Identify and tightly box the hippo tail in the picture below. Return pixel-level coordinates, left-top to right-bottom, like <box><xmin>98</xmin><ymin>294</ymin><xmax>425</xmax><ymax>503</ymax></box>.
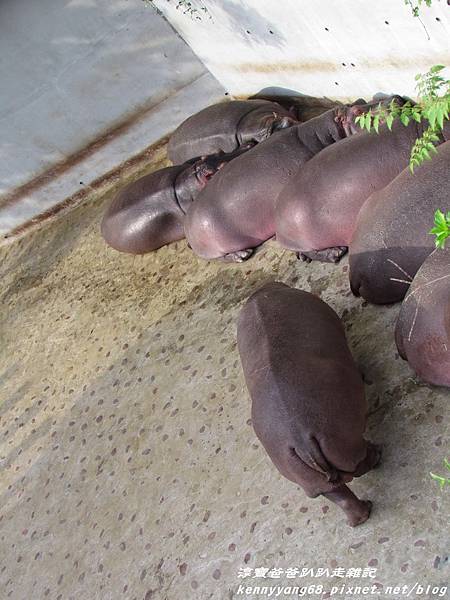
<box><xmin>294</xmin><ymin>437</ymin><xmax>340</xmax><ymax>483</ymax></box>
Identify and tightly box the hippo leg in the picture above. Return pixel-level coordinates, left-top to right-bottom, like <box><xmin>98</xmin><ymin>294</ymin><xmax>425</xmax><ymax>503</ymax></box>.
<box><xmin>220</xmin><ymin>249</ymin><xmax>254</xmax><ymax>263</ymax></box>
<box><xmin>352</xmin><ymin>442</ymin><xmax>382</xmax><ymax>477</ymax></box>
<box><xmin>322</xmin><ymin>485</ymin><xmax>372</xmax><ymax>527</ymax></box>
<box><xmin>298</xmin><ymin>246</ymin><xmax>348</xmax><ymax>264</ymax></box>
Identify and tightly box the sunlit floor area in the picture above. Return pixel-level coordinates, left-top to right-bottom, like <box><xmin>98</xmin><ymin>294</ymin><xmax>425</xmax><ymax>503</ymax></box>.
<box><xmin>0</xmin><ymin>149</ymin><xmax>448</xmax><ymax>599</ymax></box>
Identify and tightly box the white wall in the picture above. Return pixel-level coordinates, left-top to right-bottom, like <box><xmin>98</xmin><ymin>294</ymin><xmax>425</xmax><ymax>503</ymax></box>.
<box><xmin>153</xmin><ymin>0</ymin><xmax>450</xmax><ymax>100</ymax></box>
<box><xmin>0</xmin><ymin>0</ymin><xmax>225</xmax><ymax>234</ymax></box>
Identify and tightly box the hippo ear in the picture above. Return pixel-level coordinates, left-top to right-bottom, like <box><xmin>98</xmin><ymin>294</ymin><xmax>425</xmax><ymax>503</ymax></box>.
<box><xmin>272</xmin><ymin>115</ymin><xmax>298</xmax><ymax>133</ymax></box>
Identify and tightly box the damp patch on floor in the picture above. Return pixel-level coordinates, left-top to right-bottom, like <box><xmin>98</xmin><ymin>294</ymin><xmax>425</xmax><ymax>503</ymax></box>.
<box><xmin>0</xmin><ymin>153</ymin><xmax>448</xmax><ymax>600</ymax></box>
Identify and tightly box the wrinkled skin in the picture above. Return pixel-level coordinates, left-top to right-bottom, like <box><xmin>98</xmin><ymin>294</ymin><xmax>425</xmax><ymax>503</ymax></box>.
<box><xmin>275</xmin><ymin>96</ymin><xmax>414</xmax><ymax>263</ymax></box>
<box><xmin>168</xmin><ymin>99</ymin><xmax>297</xmax><ymax>164</ymax></box>
<box><xmin>101</xmin><ymin>146</ymin><xmax>251</xmax><ymax>254</ymax></box>
<box><xmin>237</xmin><ymin>282</ymin><xmax>381</xmax><ymax>526</ymax></box>
<box><xmin>395</xmin><ymin>247</ymin><xmax>450</xmax><ymax>387</ymax></box>
<box><xmin>184</xmin><ymin>103</ymin><xmax>369</xmax><ymax>262</ymax></box>
<box><xmin>349</xmin><ymin>136</ymin><xmax>450</xmax><ymax>304</ymax></box>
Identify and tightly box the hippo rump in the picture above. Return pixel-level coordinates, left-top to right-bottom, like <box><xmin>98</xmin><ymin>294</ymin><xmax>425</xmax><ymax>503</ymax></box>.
<box><xmin>183</xmin><ymin>103</ymin><xmax>370</xmax><ymax>262</ymax></box>
<box><xmin>395</xmin><ymin>247</ymin><xmax>450</xmax><ymax>387</ymax></box>
<box><xmin>349</xmin><ymin>136</ymin><xmax>450</xmax><ymax>304</ymax></box>
<box><xmin>237</xmin><ymin>282</ymin><xmax>381</xmax><ymax>526</ymax></box>
<box><xmin>167</xmin><ymin>99</ymin><xmax>297</xmax><ymax>164</ymax></box>
<box><xmin>274</xmin><ymin>97</ymin><xmax>422</xmax><ymax>263</ymax></box>
<box><xmin>101</xmin><ymin>146</ymin><xmax>251</xmax><ymax>254</ymax></box>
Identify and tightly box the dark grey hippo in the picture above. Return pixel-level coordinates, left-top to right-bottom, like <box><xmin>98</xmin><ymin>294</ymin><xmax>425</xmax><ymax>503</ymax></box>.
<box><xmin>168</xmin><ymin>99</ymin><xmax>297</xmax><ymax>164</ymax></box>
<box><xmin>395</xmin><ymin>246</ymin><xmax>450</xmax><ymax>388</ymax></box>
<box><xmin>183</xmin><ymin>102</ymin><xmax>370</xmax><ymax>262</ymax></box>
<box><xmin>101</xmin><ymin>146</ymin><xmax>251</xmax><ymax>254</ymax></box>
<box><xmin>275</xmin><ymin>96</ymin><xmax>416</xmax><ymax>263</ymax></box>
<box><xmin>349</xmin><ymin>135</ymin><xmax>450</xmax><ymax>304</ymax></box>
<box><xmin>237</xmin><ymin>282</ymin><xmax>381</xmax><ymax>526</ymax></box>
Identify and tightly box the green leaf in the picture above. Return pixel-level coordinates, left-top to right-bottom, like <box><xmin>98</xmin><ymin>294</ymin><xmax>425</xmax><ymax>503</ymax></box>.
<box><xmin>430</xmin><ymin>473</ymin><xmax>447</xmax><ymax>488</ymax></box>
<box><xmin>437</xmin><ymin>106</ymin><xmax>445</xmax><ymax>130</ymax></box>
<box><xmin>430</xmin><ymin>65</ymin><xmax>445</xmax><ymax>73</ymax></box>
<box><xmin>386</xmin><ymin>113</ymin><xmax>394</xmax><ymax>131</ymax></box>
<box><xmin>373</xmin><ymin>114</ymin><xmax>380</xmax><ymax>133</ymax></box>
<box><xmin>428</xmin><ymin>107</ymin><xmax>437</xmax><ymax>129</ymax></box>
<box><xmin>434</xmin><ymin>209</ymin><xmax>447</xmax><ymax>227</ymax></box>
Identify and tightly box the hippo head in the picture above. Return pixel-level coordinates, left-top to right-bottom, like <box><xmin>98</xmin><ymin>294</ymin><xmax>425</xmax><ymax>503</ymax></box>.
<box><xmin>238</xmin><ymin>109</ymin><xmax>298</xmax><ymax>146</ymax></box>
<box><xmin>334</xmin><ymin>95</ymin><xmax>408</xmax><ymax>137</ymax></box>
<box><xmin>174</xmin><ymin>155</ymin><xmax>224</xmax><ymax>212</ymax></box>
<box><xmin>174</xmin><ymin>144</ymin><xmax>255</xmax><ymax>212</ymax></box>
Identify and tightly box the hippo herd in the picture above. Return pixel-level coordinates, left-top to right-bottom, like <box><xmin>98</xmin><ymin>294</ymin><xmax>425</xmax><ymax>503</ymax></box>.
<box><xmin>101</xmin><ymin>96</ymin><xmax>450</xmax><ymax>525</ymax></box>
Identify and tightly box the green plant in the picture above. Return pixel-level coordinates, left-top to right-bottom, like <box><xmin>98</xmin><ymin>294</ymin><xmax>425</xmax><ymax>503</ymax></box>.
<box><xmin>356</xmin><ymin>65</ymin><xmax>450</xmax><ymax>173</ymax></box>
<box><xmin>356</xmin><ymin>65</ymin><xmax>450</xmax><ymax>248</ymax></box>
<box><xmin>430</xmin><ymin>458</ymin><xmax>450</xmax><ymax>488</ymax></box>
<box><xmin>405</xmin><ymin>0</ymin><xmax>434</xmax><ymax>17</ymax></box>
<box><xmin>429</xmin><ymin>210</ymin><xmax>450</xmax><ymax>248</ymax></box>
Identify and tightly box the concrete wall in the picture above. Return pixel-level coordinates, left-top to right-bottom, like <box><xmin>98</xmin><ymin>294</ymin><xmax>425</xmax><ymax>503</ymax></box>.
<box><xmin>0</xmin><ymin>0</ymin><xmax>225</xmax><ymax>235</ymax></box>
<box><xmin>153</xmin><ymin>0</ymin><xmax>450</xmax><ymax>100</ymax></box>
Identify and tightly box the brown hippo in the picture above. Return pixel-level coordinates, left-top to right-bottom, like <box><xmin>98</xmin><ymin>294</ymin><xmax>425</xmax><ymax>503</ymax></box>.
<box><xmin>183</xmin><ymin>102</ymin><xmax>370</xmax><ymax>263</ymax></box>
<box><xmin>395</xmin><ymin>246</ymin><xmax>450</xmax><ymax>387</ymax></box>
<box><xmin>349</xmin><ymin>136</ymin><xmax>450</xmax><ymax>304</ymax></box>
<box><xmin>274</xmin><ymin>98</ymin><xmax>427</xmax><ymax>264</ymax></box>
<box><xmin>101</xmin><ymin>146</ymin><xmax>251</xmax><ymax>254</ymax></box>
<box><xmin>237</xmin><ymin>282</ymin><xmax>381</xmax><ymax>526</ymax></box>
<box><xmin>168</xmin><ymin>99</ymin><xmax>297</xmax><ymax>164</ymax></box>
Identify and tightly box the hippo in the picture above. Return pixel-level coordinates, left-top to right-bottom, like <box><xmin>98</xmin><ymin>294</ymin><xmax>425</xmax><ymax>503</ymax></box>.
<box><xmin>275</xmin><ymin>97</ymin><xmax>422</xmax><ymax>263</ymax></box>
<box><xmin>183</xmin><ymin>102</ymin><xmax>370</xmax><ymax>263</ymax></box>
<box><xmin>237</xmin><ymin>282</ymin><xmax>381</xmax><ymax>526</ymax></box>
<box><xmin>249</xmin><ymin>88</ymin><xmax>344</xmax><ymax>122</ymax></box>
<box><xmin>168</xmin><ymin>99</ymin><xmax>297</xmax><ymax>164</ymax></box>
<box><xmin>349</xmin><ymin>136</ymin><xmax>450</xmax><ymax>304</ymax></box>
<box><xmin>395</xmin><ymin>247</ymin><xmax>450</xmax><ymax>387</ymax></box>
<box><xmin>101</xmin><ymin>146</ymin><xmax>251</xmax><ymax>254</ymax></box>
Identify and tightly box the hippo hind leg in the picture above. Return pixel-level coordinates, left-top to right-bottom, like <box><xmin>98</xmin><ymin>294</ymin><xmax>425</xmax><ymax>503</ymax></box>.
<box><xmin>220</xmin><ymin>248</ymin><xmax>254</xmax><ymax>263</ymax></box>
<box><xmin>352</xmin><ymin>442</ymin><xmax>382</xmax><ymax>477</ymax></box>
<box><xmin>298</xmin><ymin>246</ymin><xmax>348</xmax><ymax>264</ymax></box>
<box><xmin>323</xmin><ymin>485</ymin><xmax>372</xmax><ymax>527</ymax></box>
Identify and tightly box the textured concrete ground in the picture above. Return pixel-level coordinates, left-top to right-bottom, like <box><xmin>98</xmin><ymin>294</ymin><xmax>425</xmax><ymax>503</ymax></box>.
<box><xmin>0</xmin><ymin>149</ymin><xmax>448</xmax><ymax>600</ymax></box>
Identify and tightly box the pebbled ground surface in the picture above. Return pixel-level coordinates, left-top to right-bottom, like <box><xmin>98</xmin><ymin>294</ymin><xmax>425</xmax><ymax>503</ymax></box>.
<box><xmin>0</xmin><ymin>149</ymin><xmax>448</xmax><ymax>600</ymax></box>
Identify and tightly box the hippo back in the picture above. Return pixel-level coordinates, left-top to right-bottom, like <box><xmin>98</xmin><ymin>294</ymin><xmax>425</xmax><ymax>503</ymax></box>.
<box><xmin>349</xmin><ymin>139</ymin><xmax>450</xmax><ymax>304</ymax></box>
<box><xmin>237</xmin><ymin>282</ymin><xmax>367</xmax><ymax>474</ymax></box>
<box><xmin>167</xmin><ymin>99</ymin><xmax>290</xmax><ymax>164</ymax></box>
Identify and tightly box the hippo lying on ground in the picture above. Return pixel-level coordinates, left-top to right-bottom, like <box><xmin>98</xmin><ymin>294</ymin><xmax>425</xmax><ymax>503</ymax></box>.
<box><xmin>101</xmin><ymin>146</ymin><xmax>251</xmax><ymax>254</ymax></box>
<box><xmin>184</xmin><ymin>102</ymin><xmax>369</xmax><ymax>262</ymax></box>
<box><xmin>349</xmin><ymin>137</ymin><xmax>450</xmax><ymax>304</ymax></box>
<box><xmin>249</xmin><ymin>89</ymin><xmax>343</xmax><ymax>122</ymax></box>
<box><xmin>168</xmin><ymin>99</ymin><xmax>297</xmax><ymax>164</ymax></box>
<box><xmin>395</xmin><ymin>247</ymin><xmax>450</xmax><ymax>387</ymax></box>
<box><xmin>275</xmin><ymin>97</ymin><xmax>422</xmax><ymax>263</ymax></box>
<box><xmin>237</xmin><ymin>282</ymin><xmax>381</xmax><ymax>526</ymax></box>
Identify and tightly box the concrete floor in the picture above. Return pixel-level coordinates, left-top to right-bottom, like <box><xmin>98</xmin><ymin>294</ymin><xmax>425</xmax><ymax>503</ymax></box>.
<box><xmin>0</xmin><ymin>148</ymin><xmax>448</xmax><ymax>600</ymax></box>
